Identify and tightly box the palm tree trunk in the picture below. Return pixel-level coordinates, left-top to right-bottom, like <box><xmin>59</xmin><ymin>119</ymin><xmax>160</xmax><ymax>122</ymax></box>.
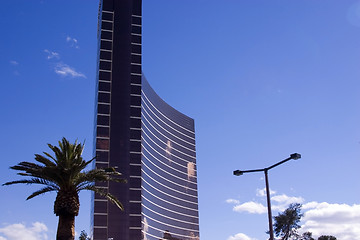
<box><xmin>57</xmin><ymin>214</ymin><xmax>75</xmax><ymax>240</ymax></box>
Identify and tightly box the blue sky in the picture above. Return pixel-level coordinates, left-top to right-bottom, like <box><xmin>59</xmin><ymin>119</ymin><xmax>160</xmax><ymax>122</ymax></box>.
<box><xmin>1</xmin><ymin>1</ymin><xmax>360</xmax><ymax>240</ymax></box>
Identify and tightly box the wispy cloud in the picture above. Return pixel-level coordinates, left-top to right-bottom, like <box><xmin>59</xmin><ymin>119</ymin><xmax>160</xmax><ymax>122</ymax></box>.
<box><xmin>226</xmin><ymin>199</ymin><xmax>240</xmax><ymax>205</ymax></box>
<box><xmin>0</xmin><ymin>222</ymin><xmax>48</xmax><ymax>240</ymax></box>
<box><xmin>43</xmin><ymin>49</ymin><xmax>86</xmax><ymax>79</ymax></box>
<box><xmin>10</xmin><ymin>60</ymin><xmax>19</xmax><ymax>66</ymax></box>
<box><xmin>66</xmin><ymin>36</ymin><xmax>79</xmax><ymax>49</ymax></box>
<box><xmin>55</xmin><ymin>63</ymin><xmax>86</xmax><ymax>78</ymax></box>
<box><xmin>227</xmin><ymin>233</ymin><xmax>257</xmax><ymax>240</ymax></box>
<box><xmin>44</xmin><ymin>49</ymin><xmax>60</xmax><ymax>60</ymax></box>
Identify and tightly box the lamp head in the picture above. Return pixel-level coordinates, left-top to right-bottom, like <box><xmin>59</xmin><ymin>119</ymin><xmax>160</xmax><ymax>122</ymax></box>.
<box><xmin>233</xmin><ymin>170</ymin><xmax>243</xmax><ymax>176</ymax></box>
<box><xmin>290</xmin><ymin>153</ymin><xmax>301</xmax><ymax>160</ymax></box>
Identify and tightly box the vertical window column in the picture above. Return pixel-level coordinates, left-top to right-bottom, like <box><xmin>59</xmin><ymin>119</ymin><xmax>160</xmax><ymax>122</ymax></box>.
<box><xmin>129</xmin><ymin>13</ymin><xmax>142</xmax><ymax>235</ymax></box>
<box><xmin>94</xmin><ymin>10</ymin><xmax>114</xmax><ymax>238</ymax></box>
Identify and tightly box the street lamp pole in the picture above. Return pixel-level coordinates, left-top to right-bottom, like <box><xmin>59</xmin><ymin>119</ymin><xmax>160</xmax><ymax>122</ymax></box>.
<box><xmin>233</xmin><ymin>153</ymin><xmax>301</xmax><ymax>240</ymax></box>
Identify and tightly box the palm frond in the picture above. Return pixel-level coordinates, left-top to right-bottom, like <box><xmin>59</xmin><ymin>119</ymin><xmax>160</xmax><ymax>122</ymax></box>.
<box><xmin>4</xmin><ymin>137</ymin><xmax>125</xmax><ymax>212</ymax></box>
<box><xmin>35</xmin><ymin>153</ymin><xmax>56</xmax><ymax>166</ymax></box>
<box><xmin>26</xmin><ymin>186</ymin><xmax>58</xmax><ymax>200</ymax></box>
<box><xmin>84</xmin><ymin>185</ymin><xmax>124</xmax><ymax>211</ymax></box>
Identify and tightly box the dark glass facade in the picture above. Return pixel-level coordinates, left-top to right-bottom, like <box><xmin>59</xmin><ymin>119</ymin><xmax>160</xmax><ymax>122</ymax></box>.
<box><xmin>92</xmin><ymin>1</ymin><xmax>199</xmax><ymax>240</ymax></box>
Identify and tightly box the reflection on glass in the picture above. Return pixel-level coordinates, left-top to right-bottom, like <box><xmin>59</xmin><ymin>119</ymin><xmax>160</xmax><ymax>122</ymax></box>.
<box><xmin>159</xmin><ymin>230</ymin><xmax>182</xmax><ymax>240</ymax></box>
<box><xmin>165</xmin><ymin>140</ymin><xmax>172</xmax><ymax>160</ymax></box>
<box><xmin>187</xmin><ymin>162</ymin><xmax>195</xmax><ymax>180</ymax></box>
<box><xmin>143</xmin><ymin>217</ymin><xmax>149</xmax><ymax>240</ymax></box>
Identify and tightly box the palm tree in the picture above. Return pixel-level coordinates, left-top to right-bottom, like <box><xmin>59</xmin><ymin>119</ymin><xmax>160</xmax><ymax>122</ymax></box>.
<box><xmin>3</xmin><ymin>137</ymin><xmax>126</xmax><ymax>240</ymax></box>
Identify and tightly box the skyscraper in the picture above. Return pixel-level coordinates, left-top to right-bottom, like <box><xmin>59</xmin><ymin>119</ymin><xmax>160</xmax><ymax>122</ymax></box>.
<box><xmin>92</xmin><ymin>1</ymin><xmax>199</xmax><ymax>240</ymax></box>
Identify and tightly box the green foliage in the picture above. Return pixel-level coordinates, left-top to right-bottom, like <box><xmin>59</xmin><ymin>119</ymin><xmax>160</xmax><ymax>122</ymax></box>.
<box><xmin>318</xmin><ymin>236</ymin><xmax>337</xmax><ymax>240</ymax></box>
<box><xmin>79</xmin><ymin>230</ymin><xmax>90</xmax><ymax>240</ymax></box>
<box><xmin>301</xmin><ymin>232</ymin><xmax>315</xmax><ymax>240</ymax></box>
<box><xmin>3</xmin><ymin>137</ymin><xmax>126</xmax><ymax>210</ymax></box>
<box><xmin>273</xmin><ymin>203</ymin><xmax>303</xmax><ymax>240</ymax></box>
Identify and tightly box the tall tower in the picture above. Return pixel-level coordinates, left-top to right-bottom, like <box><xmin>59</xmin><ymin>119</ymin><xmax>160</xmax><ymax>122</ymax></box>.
<box><xmin>92</xmin><ymin>1</ymin><xmax>199</xmax><ymax>240</ymax></box>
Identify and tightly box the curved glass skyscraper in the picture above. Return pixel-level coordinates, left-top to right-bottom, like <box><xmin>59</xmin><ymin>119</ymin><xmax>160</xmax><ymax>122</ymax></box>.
<box><xmin>92</xmin><ymin>1</ymin><xmax>199</xmax><ymax>240</ymax></box>
<box><xmin>141</xmin><ymin>77</ymin><xmax>199</xmax><ymax>240</ymax></box>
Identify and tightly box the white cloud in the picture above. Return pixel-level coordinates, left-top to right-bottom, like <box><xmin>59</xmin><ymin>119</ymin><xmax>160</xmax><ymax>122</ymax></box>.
<box><xmin>271</xmin><ymin>194</ymin><xmax>305</xmax><ymax>212</ymax></box>
<box><xmin>227</xmin><ymin>193</ymin><xmax>303</xmax><ymax>214</ymax></box>
<box><xmin>233</xmin><ymin>201</ymin><xmax>267</xmax><ymax>214</ymax></box>
<box><xmin>66</xmin><ymin>36</ymin><xmax>79</xmax><ymax>48</ymax></box>
<box><xmin>227</xmin><ymin>191</ymin><xmax>360</xmax><ymax>240</ymax></box>
<box><xmin>301</xmin><ymin>202</ymin><xmax>360</xmax><ymax>240</ymax></box>
<box><xmin>0</xmin><ymin>222</ymin><xmax>48</xmax><ymax>240</ymax></box>
<box><xmin>227</xmin><ymin>232</ymin><xmax>257</xmax><ymax>240</ymax></box>
<box><xmin>44</xmin><ymin>49</ymin><xmax>60</xmax><ymax>60</ymax></box>
<box><xmin>55</xmin><ymin>63</ymin><xmax>86</xmax><ymax>78</ymax></box>
<box><xmin>256</xmin><ymin>188</ymin><xmax>276</xmax><ymax>197</ymax></box>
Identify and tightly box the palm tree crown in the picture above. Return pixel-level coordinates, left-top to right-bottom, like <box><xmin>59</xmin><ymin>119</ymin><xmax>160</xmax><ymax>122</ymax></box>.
<box><xmin>3</xmin><ymin>137</ymin><xmax>125</xmax><ymax>240</ymax></box>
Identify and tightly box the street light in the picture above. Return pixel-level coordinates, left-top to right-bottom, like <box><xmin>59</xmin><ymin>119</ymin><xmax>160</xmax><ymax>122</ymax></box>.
<box><xmin>233</xmin><ymin>153</ymin><xmax>301</xmax><ymax>240</ymax></box>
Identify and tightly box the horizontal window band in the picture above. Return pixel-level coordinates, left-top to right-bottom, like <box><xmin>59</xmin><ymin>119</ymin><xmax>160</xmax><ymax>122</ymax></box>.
<box><xmin>141</xmin><ymin>225</ymin><xmax>199</xmax><ymax>240</ymax></box>
<box><xmin>131</xmin><ymin>42</ymin><xmax>142</xmax><ymax>46</ymax></box>
<box><xmin>129</xmin><ymin>214</ymin><xmax>141</xmax><ymax>217</ymax></box>
<box><xmin>130</xmin><ymin>151</ymin><xmax>141</xmax><ymax>154</ymax></box>
<box><xmin>99</xmin><ymin>48</ymin><xmax>112</xmax><ymax>52</ymax></box>
<box><xmin>142</xmin><ymin>128</ymin><xmax>197</xmax><ymax>164</ymax></box>
<box><xmin>132</xmin><ymin>14</ymin><xmax>141</xmax><ymax>18</ymax></box>
<box><xmin>94</xmin><ymin>199</ymin><xmax>107</xmax><ymax>202</ymax></box>
<box><xmin>142</xmin><ymin>166</ymin><xmax>198</xmax><ymax>197</ymax></box>
<box><xmin>131</xmin><ymin>53</ymin><xmax>142</xmax><ymax>56</ymax></box>
<box><xmin>101</xmin><ymin>38</ymin><xmax>112</xmax><ymax>42</ymax></box>
<box><xmin>94</xmin><ymin>213</ymin><xmax>108</xmax><ymax>215</ymax></box>
<box><xmin>96</xmin><ymin>137</ymin><xmax>110</xmax><ymax>140</ymax></box>
<box><xmin>98</xmin><ymin>80</ymin><xmax>111</xmax><ymax>83</ymax></box>
<box><xmin>142</xmin><ymin>109</ymin><xmax>196</xmax><ymax>147</ymax></box>
<box><xmin>142</xmin><ymin>222</ymin><xmax>199</xmax><ymax>239</ymax></box>
<box><xmin>96</xmin><ymin>124</ymin><xmax>110</xmax><ymax>128</ymax></box>
<box><xmin>93</xmin><ymin>226</ymin><xmax>107</xmax><ymax>229</ymax></box>
<box><xmin>129</xmin><ymin>227</ymin><xmax>142</xmax><ymax>230</ymax></box>
<box><xmin>131</xmin><ymin>24</ymin><xmax>142</xmax><ymax>27</ymax></box>
<box><xmin>99</xmin><ymin>69</ymin><xmax>112</xmax><ymax>73</ymax></box>
<box><xmin>97</xmin><ymin>102</ymin><xmax>110</xmax><ymax>106</ymax></box>
<box><xmin>130</xmin><ymin>128</ymin><xmax>141</xmax><ymax>130</ymax></box>
<box><xmin>130</xmin><ymin>188</ymin><xmax>142</xmax><ymax>191</ymax></box>
<box><xmin>130</xmin><ymin>94</ymin><xmax>141</xmax><ymax>97</ymax></box>
<box><xmin>142</xmin><ymin>187</ymin><xmax>198</xmax><ymax>212</ymax></box>
<box><xmin>130</xmin><ymin>105</ymin><xmax>141</xmax><ymax>108</ymax></box>
<box><xmin>129</xmin><ymin>200</ymin><xmax>141</xmax><ymax>203</ymax></box>
<box><xmin>99</xmin><ymin>58</ymin><xmax>112</xmax><ymax>62</ymax></box>
<box><xmin>142</xmin><ymin>176</ymin><xmax>198</xmax><ymax>205</ymax></box>
<box><xmin>101</xmin><ymin>29</ymin><xmax>113</xmax><ymax>33</ymax></box>
<box><xmin>143</xmin><ymin>195</ymin><xmax>198</xmax><ymax>219</ymax></box>
<box><xmin>142</xmin><ymin>213</ymin><xmax>199</xmax><ymax>233</ymax></box>
<box><xmin>131</xmin><ymin>33</ymin><xmax>142</xmax><ymax>36</ymax></box>
<box><xmin>131</xmin><ymin>63</ymin><xmax>141</xmax><ymax>66</ymax></box>
<box><xmin>142</xmin><ymin>92</ymin><xmax>195</xmax><ymax>135</ymax></box>
<box><xmin>130</xmin><ymin>175</ymin><xmax>141</xmax><ymax>178</ymax></box>
<box><xmin>100</xmin><ymin>48</ymin><xmax>112</xmax><ymax>52</ymax></box>
<box><xmin>102</xmin><ymin>19</ymin><xmax>113</xmax><ymax>23</ymax></box>
<box><xmin>130</xmin><ymin>163</ymin><xmax>141</xmax><ymax>166</ymax></box>
<box><xmin>98</xmin><ymin>91</ymin><xmax>110</xmax><ymax>94</ymax></box>
<box><xmin>130</xmin><ymin>84</ymin><xmax>141</xmax><ymax>87</ymax></box>
<box><xmin>142</xmin><ymin>100</ymin><xmax>196</xmax><ymax>142</ymax></box>
<box><xmin>130</xmin><ymin>139</ymin><xmax>141</xmax><ymax>142</ymax></box>
<box><xmin>94</xmin><ymin>161</ymin><xmax>109</xmax><ymax>164</ymax></box>
<box><xmin>97</xmin><ymin>113</ymin><xmax>110</xmax><ymax>116</ymax></box>
<box><xmin>103</xmin><ymin>10</ymin><xmax>114</xmax><ymax>14</ymax></box>
<box><xmin>131</xmin><ymin>73</ymin><xmax>142</xmax><ymax>76</ymax></box>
